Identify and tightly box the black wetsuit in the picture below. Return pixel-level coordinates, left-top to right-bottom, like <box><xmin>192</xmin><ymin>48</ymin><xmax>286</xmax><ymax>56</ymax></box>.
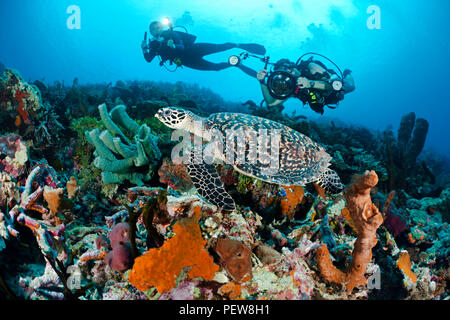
<box><xmin>143</xmin><ymin>30</ymin><xmax>257</xmax><ymax>78</ymax></box>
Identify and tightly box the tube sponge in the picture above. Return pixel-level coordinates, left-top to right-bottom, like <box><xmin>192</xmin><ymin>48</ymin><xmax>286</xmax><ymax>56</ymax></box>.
<box><xmin>86</xmin><ymin>104</ymin><xmax>161</xmax><ymax>185</ymax></box>
<box><xmin>101</xmin><ymin>172</ymin><xmax>147</xmax><ymax>186</ymax></box>
<box><xmin>397</xmin><ymin>112</ymin><xmax>415</xmax><ymax>152</ymax></box>
<box><xmin>86</xmin><ymin>129</ymin><xmax>116</xmax><ymax>161</ymax></box>
<box><xmin>110</xmin><ymin>104</ymin><xmax>140</xmax><ymax>135</ymax></box>
<box><xmin>98</xmin><ymin>103</ymin><xmax>130</xmax><ymax>144</ymax></box>
<box><xmin>406</xmin><ymin>118</ymin><xmax>429</xmax><ymax>164</ymax></box>
<box><xmin>396</xmin><ymin>112</ymin><xmax>429</xmax><ymax>166</ymax></box>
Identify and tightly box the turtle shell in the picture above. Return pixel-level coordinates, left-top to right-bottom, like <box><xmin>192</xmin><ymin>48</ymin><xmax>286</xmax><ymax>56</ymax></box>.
<box><xmin>205</xmin><ymin>113</ymin><xmax>332</xmax><ymax>186</ymax></box>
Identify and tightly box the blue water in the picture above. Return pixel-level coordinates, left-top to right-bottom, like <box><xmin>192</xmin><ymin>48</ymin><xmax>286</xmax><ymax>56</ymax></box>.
<box><xmin>1</xmin><ymin>0</ymin><xmax>449</xmax><ymax>157</ymax></box>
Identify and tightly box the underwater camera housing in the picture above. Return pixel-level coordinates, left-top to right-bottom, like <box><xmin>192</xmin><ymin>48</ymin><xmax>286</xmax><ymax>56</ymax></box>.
<box><xmin>265</xmin><ymin>59</ymin><xmax>299</xmax><ymax>100</ymax></box>
<box><xmin>227</xmin><ymin>52</ymin><xmax>344</xmax><ymax>101</ymax></box>
<box><xmin>266</xmin><ymin>70</ymin><xmax>297</xmax><ymax>100</ymax></box>
<box><xmin>227</xmin><ymin>53</ymin><xmax>298</xmax><ymax>99</ymax></box>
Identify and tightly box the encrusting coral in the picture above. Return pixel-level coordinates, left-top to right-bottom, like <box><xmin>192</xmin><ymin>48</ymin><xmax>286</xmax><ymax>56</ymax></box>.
<box><xmin>0</xmin><ymin>69</ymin><xmax>41</xmax><ymax>125</ymax></box>
<box><xmin>158</xmin><ymin>158</ymin><xmax>194</xmax><ymax>192</ymax></box>
<box><xmin>0</xmin><ymin>172</ymin><xmax>19</xmax><ymax>207</ymax></box>
<box><xmin>215</xmin><ymin>237</ymin><xmax>252</xmax><ymax>283</ymax></box>
<box><xmin>86</xmin><ymin>104</ymin><xmax>161</xmax><ymax>185</ymax></box>
<box><xmin>128</xmin><ymin>206</ymin><xmax>219</xmax><ymax>293</ymax></box>
<box><xmin>316</xmin><ymin>170</ymin><xmax>384</xmax><ymax>292</ymax></box>
<box><xmin>0</xmin><ymin>134</ymin><xmax>28</xmax><ymax>178</ymax></box>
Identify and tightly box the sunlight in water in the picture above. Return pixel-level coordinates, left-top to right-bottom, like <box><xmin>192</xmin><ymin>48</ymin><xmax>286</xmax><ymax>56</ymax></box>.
<box><xmin>132</xmin><ymin>0</ymin><xmax>358</xmax><ymax>43</ymax></box>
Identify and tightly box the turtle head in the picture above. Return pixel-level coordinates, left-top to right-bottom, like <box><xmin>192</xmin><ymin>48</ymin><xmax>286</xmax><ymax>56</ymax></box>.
<box><xmin>155</xmin><ymin>107</ymin><xmax>195</xmax><ymax>130</ymax></box>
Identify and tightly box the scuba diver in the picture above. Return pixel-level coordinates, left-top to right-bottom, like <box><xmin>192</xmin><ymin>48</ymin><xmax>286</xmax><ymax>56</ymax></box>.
<box><xmin>255</xmin><ymin>56</ymin><xmax>355</xmax><ymax>114</ymax></box>
<box><xmin>141</xmin><ymin>20</ymin><xmax>266</xmax><ymax>78</ymax></box>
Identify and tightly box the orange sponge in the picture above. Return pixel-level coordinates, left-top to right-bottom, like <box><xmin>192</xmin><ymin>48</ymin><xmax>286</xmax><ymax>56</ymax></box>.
<box><xmin>316</xmin><ymin>170</ymin><xmax>384</xmax><ymax>292</ymax></box>
<box><xmin>128</xmin><ymin>206</ymin><xmax>219</xmax><ymax>293</ymax></box>
<box><xmin>279</xmin><ymin>185</ymin><xmax>304</xmax><ymax>220</ymax></box>
<box><xmin>397</xmin><ymin>251</ymin><xmax>417</xmax><ymax>283</ymax></box>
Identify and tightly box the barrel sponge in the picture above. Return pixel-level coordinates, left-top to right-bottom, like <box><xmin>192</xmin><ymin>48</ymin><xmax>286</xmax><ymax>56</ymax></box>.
<box><xmin>128</xmin><ymin>206</ymin><xmax>219</xmax><ymax>293</ymax></box>
<box><xmin>106</xmin><ymin>242</ymin><xmax>133</xmax><ymax>272</ymax></box>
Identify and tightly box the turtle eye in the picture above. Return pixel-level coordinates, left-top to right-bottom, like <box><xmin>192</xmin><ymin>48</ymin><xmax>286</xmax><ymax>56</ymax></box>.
<box><xmin>164</xmin><ymin>109</ymin><xmax>171</xmax><ymax>117</ymax></box>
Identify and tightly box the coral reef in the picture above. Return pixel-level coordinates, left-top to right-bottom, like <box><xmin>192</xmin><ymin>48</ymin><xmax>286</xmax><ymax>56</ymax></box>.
<box><xmin>158</xmin><ymin>158</ymin><xmax>193</xmax><ymax>192</ymax></box>
<box><xmin>0</xmin><ymin>67</ymin><xmax>448</xmax><ymax>301</ymax></box>
<box><xmin>0</xmin><ymin>172</ymin><xmax>19</xmax><ymax>207</ymax></box>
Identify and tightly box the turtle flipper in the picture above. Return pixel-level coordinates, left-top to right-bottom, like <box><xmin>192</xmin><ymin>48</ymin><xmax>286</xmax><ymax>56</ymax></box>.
<box><xmin>316</xmin><ymin>168</ymin><xmax>344</xmax><ymax>194</ymax></box>
<box><xmin>187</xmin><ymin>162</ymin><xmax>236</xmax><ymax>211</ymax></box>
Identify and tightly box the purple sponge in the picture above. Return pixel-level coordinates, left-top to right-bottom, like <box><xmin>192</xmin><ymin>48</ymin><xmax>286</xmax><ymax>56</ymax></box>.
<box><xmin>105</xmin><ymin>222</ymin><xmax>133</xmax><ymax>272</ymax></box>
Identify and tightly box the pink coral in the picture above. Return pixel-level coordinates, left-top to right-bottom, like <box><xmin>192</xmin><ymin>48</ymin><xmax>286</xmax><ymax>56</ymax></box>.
<box><xmin>108</xmin><ymin>222</ymin><xmax>130</xmax><ymax>249</ymax></box>
<box><xmin>0</xmin><ymin>134</ymin><xmax>27</xmax><ymax>178</ymax></box>
<box><xmin>105</xmin><ymin>242</ymin><xmax>132</xmax><ymax>272</ymax></box>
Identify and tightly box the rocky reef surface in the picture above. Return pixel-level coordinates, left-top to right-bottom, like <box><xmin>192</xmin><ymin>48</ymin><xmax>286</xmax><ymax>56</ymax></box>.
<box><xmin>0</xmin><ymin>68</ymin><xmax>448</xmax><ymax>300</ymax></box>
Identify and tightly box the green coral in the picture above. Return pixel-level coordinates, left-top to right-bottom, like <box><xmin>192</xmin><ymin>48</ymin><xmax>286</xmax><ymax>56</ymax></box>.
<box><xmin>70</xmin><ymin>116</ymin><xmax>105</xmax><ymax>166</ymax></box>
<box><xmin>139</xmin><ymin>117</ymin><xmax>171</xmax><ymax>136</ymax></box>
<box><xmin>237</xmin><ymin>174</ymin><xmax>255</xmax><ymax>194</ymax></box>
<box><xmin>101</xmin><ymin>183</ymin><xmax>119</xmax><ymax>199</ymax></box>
<box><xmin>77</xmin><ymin>163</ymin><xmax>102</xmax><ymax>192</ymax></box>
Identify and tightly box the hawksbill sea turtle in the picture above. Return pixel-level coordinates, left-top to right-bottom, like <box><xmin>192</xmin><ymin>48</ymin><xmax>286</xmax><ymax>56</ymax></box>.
<box><xmin>155</xmin><ymin>107</ymin><xmax>344</xmax><ymax>211</ymax></box>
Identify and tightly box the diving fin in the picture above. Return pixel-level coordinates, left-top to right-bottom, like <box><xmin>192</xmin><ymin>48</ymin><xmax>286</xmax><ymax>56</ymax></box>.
<box><xmin>316</xmin><ymin>168</ymin><xmax>344</xmax><ymax>194</ymax></box>
<box><xmin>237</xmin><ymin>43</ymin><xmax>266</xmax><ymax>56</ymax></box>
